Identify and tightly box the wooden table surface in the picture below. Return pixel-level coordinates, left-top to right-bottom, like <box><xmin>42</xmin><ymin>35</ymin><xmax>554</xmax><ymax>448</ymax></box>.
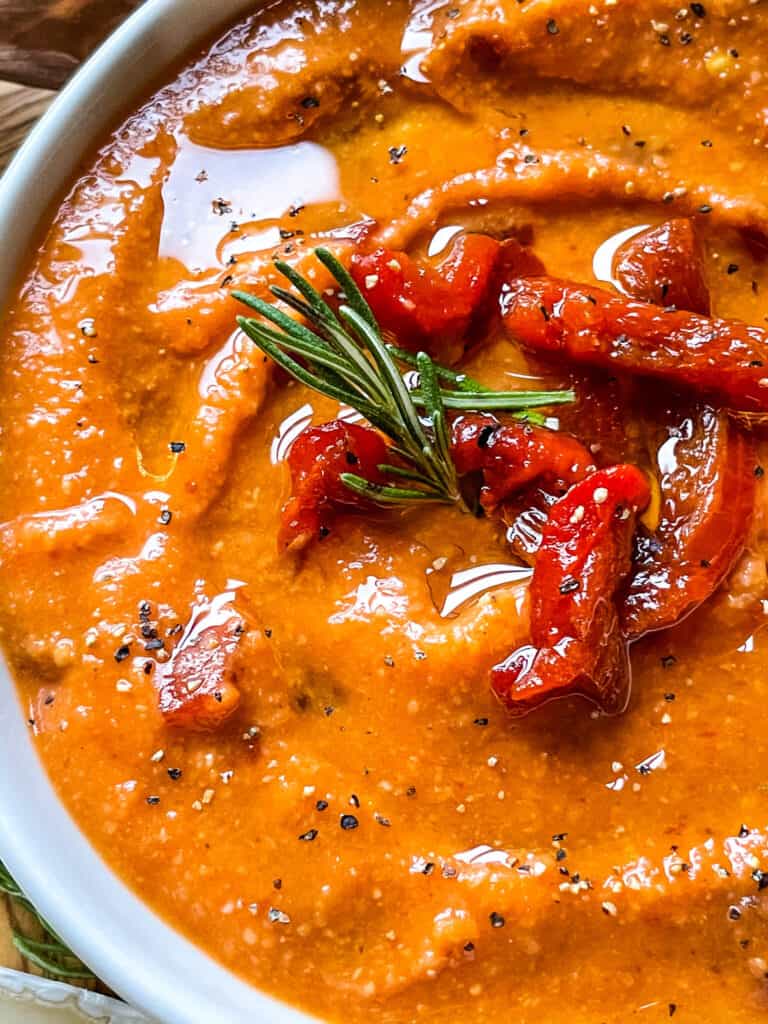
<box><xmin>0</xmin><ymin>0</ymin><xmax>143</xmax><ymax>981</ymax></box>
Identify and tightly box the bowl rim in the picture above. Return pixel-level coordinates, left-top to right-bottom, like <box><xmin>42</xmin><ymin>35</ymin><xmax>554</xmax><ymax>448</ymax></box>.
<box><xmin>0</xmin><ymin>4</ymin><xmax>318</xmax><ymax>1022</ymax></box>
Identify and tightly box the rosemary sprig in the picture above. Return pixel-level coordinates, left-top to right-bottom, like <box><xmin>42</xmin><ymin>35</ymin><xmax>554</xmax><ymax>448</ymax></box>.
<box><xmin>233</xmin><ymin>248</ymin><xmax>574</xmax><ymax>509</ymax></box>
<box><xmin>0</xmin><ymin>859</ymin><xmax>95</xmax><ymax>980</ymax></box>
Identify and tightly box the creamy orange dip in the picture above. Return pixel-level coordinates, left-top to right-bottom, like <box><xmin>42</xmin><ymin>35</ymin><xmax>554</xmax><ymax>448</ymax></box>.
<box><xmin>3</xmin><ymin>2</ymin><xmax>768</xmax><ymax>1021</ymax></box>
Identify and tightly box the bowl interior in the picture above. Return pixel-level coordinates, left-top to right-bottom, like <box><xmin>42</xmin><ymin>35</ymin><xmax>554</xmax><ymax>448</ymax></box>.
<box><xmin>0</xmin><ymin>2</ymin><xmax>317</xmax><ymax>1022</ymax></box>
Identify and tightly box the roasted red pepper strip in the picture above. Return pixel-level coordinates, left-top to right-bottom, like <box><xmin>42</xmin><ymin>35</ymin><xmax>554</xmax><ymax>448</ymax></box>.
<box><xmin>501</xmin><ymin>276</ymin><xmax>768</xmax><ymax>412</ymax></box>
<box><xmin>613</xmin><ymin>219</ymin><xmax>710</xmax><ymax>314</ymax></box>
<box><xmin>280</xmin><ymin>420</ymin><xmax>390</xmax><ymax>550</ymax></box>
<box><xmin>157</xmin><ymin>599</ymin><xmax>243</xmax><ymax>732</ymax></box>
<box><xmin>350</xmin><ymin>234</ymin><xmax>501</xmax><ymax>354</ymax></box>
<box><xmin>622</xmin><ymin>405</ymin><xmax>755</xmax><ymax>638</ymax></box>
<box><xmin>492</xmin><ymin>465</ymin><xmax>650</xmax><ymax>716</ymax></box>
<box><xmin>450</xmin><ymin>413</ymin><xmax>594</xmax><ymax>511</ymax></box>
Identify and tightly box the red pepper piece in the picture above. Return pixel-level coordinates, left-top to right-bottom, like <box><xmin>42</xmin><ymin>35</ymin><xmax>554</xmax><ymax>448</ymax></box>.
<box><xmin>350</xmin><ymin>234</ymin><xmax>501</xmax><ymax>354</ymax></box>
<box><xmin>280</xmin><ymin>420</ymin><xmax>390</xmax><ymax>550</ymax></box>
<box><xmin>609</xmin><ymin>222</ymin><xmax>754</xmax><ymax>635</ymax></box>
<box><xmin>501</xmin><ymin>276</ymin><xmax>768</xmax><ymax>412</ymax></box>
<box><xmin>496</xmin><ymin>236</ymin><xmax>546</xmax><ymax>279</ymax></box>
<box><xmin>621</xmin><ymin>405</ymin><xmax>755</xmax><ymax>638</ymax></box>
<box><xmin>450</xmin><ymin>413</ymin><xmax>594</xmax><ymax>511</ymax></box>
<box><xmin>157</xmin><ymin>601</ymin><xmax>243</xmax><ymax>732</ymax></box>
<box><xmin>492</xmin><ymin>464</ymin><xmax>650</xmax><ymax>716</ymax></box>
<box><xmin>613</xmin><ymin>219</ymin><xmax>710</xmax><ymax>314</ymax></box>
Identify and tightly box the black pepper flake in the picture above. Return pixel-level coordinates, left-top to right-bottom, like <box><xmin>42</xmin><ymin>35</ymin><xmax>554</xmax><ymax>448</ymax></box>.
<box><xmin>700</xmin><ymin>558</ymin><xmax>711</xmax><ymax>568</ymax></box>
<box><xmin>273</xmin><ymin>878</ymin><xmax>282</xmax><ymax>890</ymax></box>
<box><xmin>661</xmin><ymin>654</ymin><xmax>677</xmax><ymax>669</ymax></box>
<box><xmin>87</xmin><ymin>353</ymin><xmax>99</xmax><ymax>364</ymax></box>
<box><xmin>414</xmin><ymin>649</ymin><xmax>427</xmax><ymax>661</ymax></box>
<box><xmin>349</xmin><ymin>794</ymin><xmax>360</xmax><ymax>808</ymax></box>
<box><xmin>698</xmin><ymin>204</ymin><xmax>713</xmax><ymax>214</ymax></box>
<box><xmin>755</xmin><ymin>465</ymin><xmax>765</xmax><ymax>478</ymax></box>
<box><xmin>559</xmin><ymin>577</ymin><xmax>580</xmax><ymax>595</ymax></box>
<box><xmin>634</xmin><ymin>140</ymin><xmax>646</xmax><ymax>148</ymax></box>
<box><xmin>477</xmin><ymin>424</ymin><xmax>496</xmax><ymax>449</ymax></box>
<box><xmin>289</xmin><ymin>204</ymin><xmax>304</xmax><ymax>217</ymax></box>
<box><xmin>539</xmin><ymin>303</ymin><xmax>550</xmax><ymax>321</ymax></box>
<box><xmin>552</xmin><ymin>832</ymin><xmax>568</xmax><ymax>842</ymax></box>
<box><xmin>264</xmin><ymin>628</ymin><xmax>273</xmax><ymax>639</ymax></box>
<box><xmin>316</xmin><ymin>799</ymin><xmax>328</xmax><ymax>811</ymax></box>
<box><xmin>519</xmin><ymin>128</ymin><xmax>529</xmax><ymax>137</ymax></box>
<box><xmin>388</xmin><ymin>145</ymin><xmax>407</xmax><ymax>165</ymax></box>
<box><xmin>464</xmin><ymin>941</ymin><xmax>475</xmax><ymax>952</ymax></box>
<box><xmin>489</xmin><ymin>911</ymin><xmax>506</xmax><ymax>928</ymax></box>
<box><xmin>298</xmin><ymin>828</ymin><xmax>318</xmax><ymax>841</ymax></box>
<box><xmin>727</xmin><ymin>263</ymin><xmax>739</xmax><ymax>274</ymax></box>
<box><xmin>167</xmin><ymin>767</ymin><xmax>182</xmax><ymax>780</ymax></box>
<box><xmin>474</xmin><ymin>717</ymin><xmax>489</xmax><ymax>726</ymax></box>
<box><xmin>658</xmin><ymin>33</ymin><xmax>670</xmax><ymax>46</ymax></box>
<box><xmin>729</xmin><ymin>48</ymin><xmax>739</xmax><ymax>57</ymax></box>
<box><xmin>169</xmin><ymin>441</ymin><xmax>186</xmax><ymax>453</ymax></box>
<box><xmin>159</xmin><ymin>508</ymin><xmax>172</xmax><ymax>526</ymax></box>
<box><xmin>143</xmin><ymin>661</ymin><xmax>153</xmax><ymax>675</ymax></box>
<box><xmin>406</xmin><ymin>785</ymin><xmax>417</xmax><ymax>797</ymax></box>
<box><xmin>728</xmin><ymin>905</ymin><xmax>742</xmax><ymax>920</ymax></box>
<box><xmin>662</xmin><ymin>191</ymin><xmax>675</xmax><ymax>204</ymax></box>
<box><xmin>345</xmin><ymin>450</ymin><xmax>359</xmax><ymax>465</ymax></box>
<box><xmin>754</xmin><ymin>869</ymin><xmax>768</xmax><ymax>891</ymax></box>
<box><xmin>690</xmin><ymin>1</ymin><xmax>705</xmax><ymax>15</ymax></box>
<box><xmin>220</xmin><ymin>274</ymin><xmax>234</xmax><ymax>288</ymax></box>
<box><xmin>556</xmin><ymin>848</ymin><xmax>567</xmax><ymax>861</ymax></box>
<box><xmin>144</xmin><ymin>638</ymin><xmax>165</xmax><ymax>652</ymax></box>
<box><xmin>523</xmin><ymin>153</ymin><xmax>539</xmax><ymax>164</ymax></box>
<box><xmin>664</xmin><ymin>692</ymin><xmax>676</xmax><ymax>702</ymax></box>
<box><xmin>146</xmin><ymin>795</ymin><xmax>160</xmax><ymax>806</ymax></box>
<box><xmin>679</xmin><ymin>30</ymin><xmax>692</xmax><ymax>43</ymax></box>
<box><xmin>44</xmin><ymin>693</ymin><xmax>55</xmax><ymax>705</ymax></box>
<box><xmin>701</xmin><ymin>138</ymin><xmax>713</xmax><ymax>147</ymax></box>
<box><xmin>115</xmin><ymin>645</ymin><xmax>131</xmax><ymax>663</ymax></box>
<box><xmin>383</xmin><ymin>654</ymin><xmax>395</xmax><ymax>668</ymax></box>
<box><xmin>546</xmin><ymin>18</ymin><xmax>559</xmax><ymax>34</ymax></box>
<box><xmin>300</xmin><ymin>96</ymin><xmax>319</xmax><ymax>108</ymax></box>
<box><xmin>422</xmin><ymin>862</ymin><xmax>435</xmax><ymax>876</ymax></box>
<box><xmin>739</xmin><ymin>824</ymin><xmax>751</xmax><ymax>838</ymax></box>
<box><xmin>318</xmin><ymin>525</ymin><xmax>330</xmax><ymax>539</ymax></box>
<box><xmin>559</xmin><ymin>865</ymin><xmax>570</xmax><ymax>876</ymax></box>
<box><xmin>621</xmin><ymin>124</ymin><xmax>631</xmax><ymax>137</ymax></box>
<box><xmin>340</xmin><ymin>814</ymin><xmax>359</xmax><ymax>830</ymax></box>
<box><xmin>669</xmin><ymin>1004</ymin><xmax>677</xmax><ymax>1018</ymax></box>
<box><xmin>375</xmin><ymin>814</ymin><xmax>392</xmax><ymax>827</ymax></box>
<box><xmin>279</xmin><ymin>229</ymin><xmax>295</xmax><ymax>240</ymax></box>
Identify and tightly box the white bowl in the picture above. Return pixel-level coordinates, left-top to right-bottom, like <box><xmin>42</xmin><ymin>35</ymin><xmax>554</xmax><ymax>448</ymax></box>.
<box><xmin>0</xmin><ymin>4</ymin><xmax>318</xmax><ymax>1022</ymax></box>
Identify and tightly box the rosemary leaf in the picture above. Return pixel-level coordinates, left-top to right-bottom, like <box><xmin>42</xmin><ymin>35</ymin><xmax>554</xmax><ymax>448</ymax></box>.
<box><xmin>233</xmin><ymin>247</ymin><xmax>576</xmax><ymax>512</ymax></box>
<box><xmin>0</xmin><ymin>859</ymin><xmax>94</xmax><ymax>981</ymax></box>
<box><xmin>340</xmin><ymin>473</ymin><xmax>453</xmax><ymax>504</ymax></box>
